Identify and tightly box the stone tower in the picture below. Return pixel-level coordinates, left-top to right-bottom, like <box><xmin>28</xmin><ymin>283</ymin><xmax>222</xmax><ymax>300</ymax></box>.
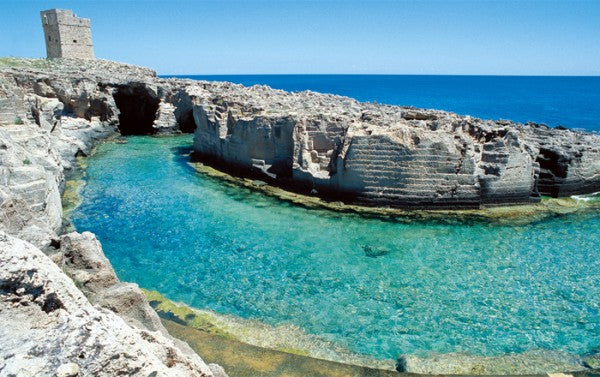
<box><xmin>40</xmin><ymin>9</ymin><xmax>94</xmax><ymax>59</ymax></box>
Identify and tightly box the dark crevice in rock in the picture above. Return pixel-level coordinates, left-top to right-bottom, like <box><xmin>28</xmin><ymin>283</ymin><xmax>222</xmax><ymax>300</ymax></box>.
<box><xmin>0</xmin><ymin>279</ymin><xmax>64</xmax><ymax>313</ymax></box>
<box><xmin>61</xmin><ymin>103</ymin><xmax>75</xmax><ymax>117</ymax></box>
<box><xmin>536</xmin><ymin>148</ymin><xmax>569</xmax><ymax>197</ymax></box>
<box><xmin>0</xmin><ymin>279</ymin><xmax>44</xmax><ymax>299</ymax></box>
<box><xmin>113</xmin><ymin>84</ymin><xmax>159</xmax><ymax>135</ymax></box>
<box><xmin>85</xmin><ymin>97</ymin><xmax>113</xmax><ymax>122</ymax></box>
<box><xmin>41</xmin><ymin>292</ymin><xmax>64</xmax><ymax>313</ymax></box>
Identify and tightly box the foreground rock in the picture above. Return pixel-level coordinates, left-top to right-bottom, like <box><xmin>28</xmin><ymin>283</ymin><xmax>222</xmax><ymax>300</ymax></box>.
<box><xmin>55</xmin><ymin>231</ymin><xmax>171</xmax><ymax>334</ymax></box>
<box><xmin>0</xmin><ymin>232</ymin><xmax>213</xmax><ymax>376</ymax></box>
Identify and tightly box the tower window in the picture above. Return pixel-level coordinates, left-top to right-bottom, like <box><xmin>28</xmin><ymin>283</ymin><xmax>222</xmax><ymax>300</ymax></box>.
<box><xmin>73</xmin><ymin>39</ymin><xmax>77</xmax><ymax>43</ymax></box>
<box><xmin>48</xmin><ymin>36</ymin><xmax>51</xmax><ymax>41</ymax></box>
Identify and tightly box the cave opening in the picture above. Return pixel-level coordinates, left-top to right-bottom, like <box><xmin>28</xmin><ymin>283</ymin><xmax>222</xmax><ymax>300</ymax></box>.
<box><xmin>113</xmin><ymin>85</ymin><xmax>159</xmax><ymax>135</ymax></box>
<box><xmin>535</xmin><ymin>148</ymin><xmax>569</xmax><ymax>197</ymax></box>
<box><xmin>177</xmin><ymin>109</ymin><xmax>196</xmax><ymax>133</ymax></box>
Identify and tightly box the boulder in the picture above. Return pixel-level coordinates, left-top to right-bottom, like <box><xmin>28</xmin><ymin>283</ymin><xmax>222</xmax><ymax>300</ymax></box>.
<box><xmin>0</xmin><ymin>232</ymin><xmax>214</xmax><ymax>376</ymax></box>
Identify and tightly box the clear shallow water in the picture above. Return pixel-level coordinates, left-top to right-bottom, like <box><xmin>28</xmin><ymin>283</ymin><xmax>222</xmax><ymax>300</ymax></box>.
<box><xmin>71</xmin><ymin>136</ymin><xmax>600</xmax><ymax>361</ymax></box>
<box><xmin>165</xmin><ymin>74</ymin><xmax>600</xmax><ymax>131</ymax></box>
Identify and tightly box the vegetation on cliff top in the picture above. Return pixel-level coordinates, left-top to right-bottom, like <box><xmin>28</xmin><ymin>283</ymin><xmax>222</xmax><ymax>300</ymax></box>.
<box><xmin>0</xmin><ymin>57</ymin><xmax>57</xmax><ymax>69</ymax></box>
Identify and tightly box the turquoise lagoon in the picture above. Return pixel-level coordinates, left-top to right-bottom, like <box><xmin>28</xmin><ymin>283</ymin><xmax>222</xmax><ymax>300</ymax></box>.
<box><xmin>70</xmin><ymin>135</ymin><xmax>600</xmax><ymax>362</ymax></box>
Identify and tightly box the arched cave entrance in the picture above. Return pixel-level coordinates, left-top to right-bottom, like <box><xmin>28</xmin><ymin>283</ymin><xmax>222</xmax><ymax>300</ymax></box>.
<box><xmin>176</xmin><ymin>110</ymin><xmax>196</xmax><ymax>133</ymax></box>
<box><xmin>113</xmin><ymin>85</ymin><xmax>160</xmax><ymax>135</ymax></box>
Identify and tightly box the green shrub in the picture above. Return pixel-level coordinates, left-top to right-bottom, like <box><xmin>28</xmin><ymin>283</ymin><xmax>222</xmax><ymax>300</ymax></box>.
<box><xmin>14</xmin><ymin>116</ymin><xmax>24</xmax><ymax>125</ymax></box>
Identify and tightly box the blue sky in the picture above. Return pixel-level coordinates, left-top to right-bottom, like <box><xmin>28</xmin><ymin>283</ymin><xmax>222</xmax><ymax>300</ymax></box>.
<box><xmin>1</xmin><ymin>0</ymin><xmax>599</xmax><ymax>75</ymax></box>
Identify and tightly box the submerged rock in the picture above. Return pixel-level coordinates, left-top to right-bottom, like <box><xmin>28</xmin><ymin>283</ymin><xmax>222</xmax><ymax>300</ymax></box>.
<box><xmin>396</xmin><ymin>350</ymin><xmax>589</xmax><ymax>375</ymax></box>
<box><xmin>583</xmin><ymin>351</ymin><xmax>600</xmax><ymax>369</ymax></box>
<box><xmin>362</xmin><ymin>244</ymin><xmax>390</xmax><ymax>258</ymax></box>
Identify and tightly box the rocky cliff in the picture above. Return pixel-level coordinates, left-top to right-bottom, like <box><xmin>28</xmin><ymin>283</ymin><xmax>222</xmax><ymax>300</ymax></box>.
<box><xmin>1</xmin><ymin>57</ymin><xmax>599</xmax><ymax>375</ymax></box>
<box><xmin>189</xmin><ymin>84</ymin><xmax>600</xmax><ymax>208</ymax></box>
<box><xmin>4</xmin><ymin>58</ymin><xmax>598</xmax><ymax>211</ymax></box>
<box><xmin>0</xmin><ymin>58</ymin><xmax>225</xmax><ymax>377</ymax></box>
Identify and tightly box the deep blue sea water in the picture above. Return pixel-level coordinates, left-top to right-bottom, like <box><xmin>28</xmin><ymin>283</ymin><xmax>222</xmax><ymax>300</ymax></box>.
<box><xmin>71</xmin><ymin>136</ymin><xmax>600</xmax><ymax>362</ymax></box>
<box><xmin>164</xmin><ymin>75</ymin><xmax>600</xmax><ymax>131</ymax></box>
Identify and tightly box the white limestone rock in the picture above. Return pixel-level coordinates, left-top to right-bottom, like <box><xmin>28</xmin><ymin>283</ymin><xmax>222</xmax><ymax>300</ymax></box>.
<box><xmin>28</xmin><ymin>95</ymin><xmax>63</xmax><ymax>132</ymax></box>
<box><xmin>186</xmin><ymin>81</ymin><xmax>600</xmax><ymax>208</ymax></box>
<box><xmin>154</xmin><ymin>101</ymin><xmax>179</xmax><ymax>133</ymax></box>
<box><xmin>5</xmin><ymin>58</ymin><xmax>597</xmax><ymax>209</ymax></box>
<box><xmin>56</xmin><ymin>231</ymin><xmax>165</xmax><ymax>333</ymax></box>
<box><xmin>0</xmin><ymin>232</ymin><xmax>214</xmax><ymax>377</ymax></box>
<box><xmin>0</xmin><ymin>59</ymin><xmax>227</xmax><ymax>376</ymax></box>
<box><xmin>56</xmin><ymin>363</ymin><xmax>80</xmax><ymax>377</ymax></box>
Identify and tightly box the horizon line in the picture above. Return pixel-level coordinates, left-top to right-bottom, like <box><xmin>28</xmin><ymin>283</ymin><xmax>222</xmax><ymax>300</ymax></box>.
<box><xmin>160</xmin><ymin>73</ymin><xmax>600</xmax><ymax>78</ymax></box>
<box><xmin>3</xmin><ymin>56</ymin><xmax>598</xmax><ymax>77</ymax></box>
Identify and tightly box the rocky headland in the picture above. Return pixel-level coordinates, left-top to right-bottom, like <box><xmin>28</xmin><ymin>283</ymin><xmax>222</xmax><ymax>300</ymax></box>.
<box><xmin>190</xmin><ymin>80</ymin><xmax>600</xmax><ymax>208</ymax></box>
<box><xmin>1</xmin><ymin>57</ymin><xmax>599</xmax><ymax>375</ymax></box>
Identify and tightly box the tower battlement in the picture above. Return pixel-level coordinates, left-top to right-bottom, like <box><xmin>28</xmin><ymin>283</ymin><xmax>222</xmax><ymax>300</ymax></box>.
<box><xmin>40</xmin><ymin>9</ymin><xmax>94</xmax><ymax>59</ymax></box>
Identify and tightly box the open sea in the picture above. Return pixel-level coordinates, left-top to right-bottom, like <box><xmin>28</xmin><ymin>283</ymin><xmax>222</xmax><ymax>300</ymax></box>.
<box><xmin>164</xmin><ymin>75</ymin><xmax>600</xmax><ymax>132</ymax></box>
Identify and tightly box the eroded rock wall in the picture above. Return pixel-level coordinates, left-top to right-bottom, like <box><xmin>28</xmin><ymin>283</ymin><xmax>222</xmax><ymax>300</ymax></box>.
<box><xmin>188</xmin><ymin>84</ymin><xmax>600</xmax><ymax>208</ymax></box>
<box><xmin>0</xmin><ymin>59</ymin><xmax>223</xmax><ymax>377</ymax></box>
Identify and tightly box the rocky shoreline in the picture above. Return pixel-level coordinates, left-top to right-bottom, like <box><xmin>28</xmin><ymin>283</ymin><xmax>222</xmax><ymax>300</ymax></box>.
<box><xmin>189</xmin><ymin>75</ymin><xmax>600</xmax><ymax>208</ymax></box>
<box><xmin>0</xmin><ymin>58</ymin><xmax>225</xmax><ymax>376</ymax></box>
<box><xmin>189</xmin><ymin>158</ymin><xmax>600</xmax><ymax>225</ymax></box>
<box><xmin>1</xmin><ymin>57</ymin><xmax>599</xmax><ymax>375</ymax></box>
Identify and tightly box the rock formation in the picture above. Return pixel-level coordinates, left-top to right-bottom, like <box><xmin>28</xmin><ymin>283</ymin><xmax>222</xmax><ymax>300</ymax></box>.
<box><xmin>3</xmin><ymin>58</ymin><xmax>599</xmax><ymax>210</ymax></box>
<box><xmin>1</xmin><ymin>57</ymin><xmax>599</xmax><ymax>375</ymax></box>
<box><xmin>0</xmin><ymin>58</ymin><xmax>226</xmax><ymax>376</ymax></box>
<box><xmin>0</xmin><ymin>232</ymin><xmax>213</xmax><ymax>376</ymax></box>
<box><xmin>189</xmin><ymin>84</ymin><xmax>600</xmax><ymax>208</ymax></box>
